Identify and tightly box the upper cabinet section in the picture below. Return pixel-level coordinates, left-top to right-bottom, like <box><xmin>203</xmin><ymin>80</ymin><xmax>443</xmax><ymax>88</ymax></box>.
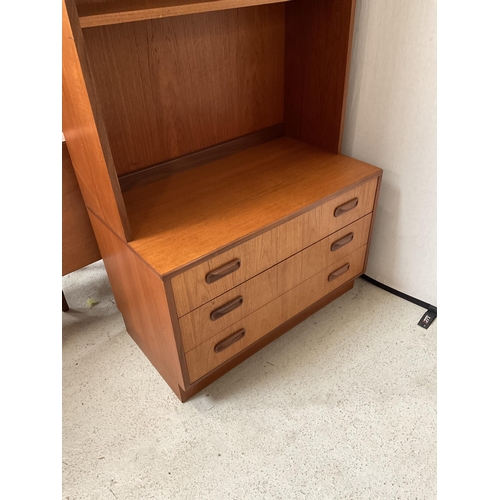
<box><xmin>76</xmin><ymin>0</ymin><xmax>293</xmax><ymax>28</ymax></box>
<box><xmin>64</xmin><ymin>0</ymin><xmax>357</xmax><ymax>241</ymax></box>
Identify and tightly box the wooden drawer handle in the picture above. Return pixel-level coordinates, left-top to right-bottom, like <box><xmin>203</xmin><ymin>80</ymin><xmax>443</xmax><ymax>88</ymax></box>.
<box><xmin>214</xmin><ymin>328</ymin><xmax>246</xmax><ymax>353</ymax></box>
<box><xmin>205</xmin><ymin>258</ymin><xmax>241</xmax><ymax>284</ymax></box>
<box><xmin>334</xmin><ymin>198</ymin><xmax>359</xmax><ymax>217</ymax></box>
<box><xmin>331</xmin><ymin>232</ymin><xmax>354</xmax><ymax>252</ymax></box>
<box><xmin>210</xmin><ymin>296</ymin><xmax>244</xmax><ymax>321</ymax></box>
<box><xmin>328</xmin><ymin>263</ymin><xmax>350</xmax><ymax>282</ymax></box>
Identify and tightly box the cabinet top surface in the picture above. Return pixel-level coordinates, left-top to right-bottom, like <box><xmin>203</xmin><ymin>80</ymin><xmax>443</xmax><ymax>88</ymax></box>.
<box><xmin>123</xmin><ymin>137</ymin><xmax>381</xmax><ymax>276</ymax></box>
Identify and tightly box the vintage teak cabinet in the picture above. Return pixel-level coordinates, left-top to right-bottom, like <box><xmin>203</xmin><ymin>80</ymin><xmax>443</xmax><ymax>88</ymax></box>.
<box><xmin>62</xmin><ymin>0</ymin><xmax>383</xmax><ymax>401</ymax></box>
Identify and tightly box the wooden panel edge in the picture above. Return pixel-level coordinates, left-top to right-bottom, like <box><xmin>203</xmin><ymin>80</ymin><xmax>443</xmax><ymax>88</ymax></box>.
<box><xmin>62</xmin><ymin>141</ymin><xmax>102</xmax><ymax>275</ymax></box>
<box><xmin>87</xmin><ymin>211</ymin><xmax>186</xmax><ymax>398</ymax></box>
<box><xmin>79</xmin><ymin>0</ymin><xmax>292</xmax><ymax>28</ymax></box>
<box><xmin>178</xmin><ymin>279</ymin><xmax>355</xmax><ymax>401</ymax></box>
<box><xmin>362</xmin><ymin>173</ymin><xmax>383</xmax><ymax>273</ymax></box>
<box><xmin>119</xmin><ymin>124</ymin><xmax>285</xmax><ymax>192</ymax></box>
<box><xmin>164</xmin><ymin>278</ymin><xmax>192</xmax><ymax>390</ymax></box>
<box><xmin>122</xmin><ymin>318</ymin><xmax>185</xmax><ymax>401</ymax></box>
<box><xmin>161</xmin><ymin>173</ymin><xmax>382</xmax><ymax>279</ymax></box>
<box><xmin>337</xmin><ymin>0</ymin><xmax>357</xmax><ymax>153</ymax></box>
<box><xmin>63</xmin><ymin>0</ymin><xmax>132</xmax><ymax>240</ymax></box>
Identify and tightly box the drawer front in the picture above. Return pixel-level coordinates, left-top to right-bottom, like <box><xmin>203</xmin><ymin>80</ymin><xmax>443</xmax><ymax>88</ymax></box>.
<box><xmin>185</xmin><ymin>245</ymin><xmax>367</xmax><ymax>383</ymax></box>
<box><xmin>172</xmin><ymin>178</ymin><xmax>377</xmax><ymax>316</ymax></box>
<box><xmin>179</xmin><ymin>214</ymin><xmax>372</xmax><ymax>352</ymax></box>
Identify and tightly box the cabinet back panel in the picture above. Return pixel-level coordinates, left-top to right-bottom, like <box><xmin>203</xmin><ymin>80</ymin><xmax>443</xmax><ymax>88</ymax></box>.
<box><xmin>83</xmin><ymin>5</ymin><xmax>285</xmax><ymax>176</ymax></box>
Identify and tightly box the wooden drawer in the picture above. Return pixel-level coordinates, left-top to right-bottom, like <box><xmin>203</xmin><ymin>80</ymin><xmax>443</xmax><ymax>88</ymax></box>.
<box><xmin>179</xmin><ymin>214</ymin><xmax>372</xmax><ymax>352</ymax></box>
<box><xmin>172</xmin><ymin>178</ymin><xmax>377</xmax><ymax>316</ymax></box>
<box><xmin>185</xmin><ymin>245</ymin><xmax>367</xmax><ymax>383</ymax></box>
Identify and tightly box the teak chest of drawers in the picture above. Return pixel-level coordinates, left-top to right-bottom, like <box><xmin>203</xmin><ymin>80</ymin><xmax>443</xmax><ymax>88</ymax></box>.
<box><xmin>63</xmin><ymin>0</ymin><xmax>383</xmax><ymax>401</ymax></box>
<box><xmin>88</xmin><ymin>141</ymin><xmax>381</xmax><ymax>401</ymax></box>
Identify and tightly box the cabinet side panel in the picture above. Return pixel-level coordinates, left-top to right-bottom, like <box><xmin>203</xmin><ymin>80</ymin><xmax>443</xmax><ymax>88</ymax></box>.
<box><xmin>82</xmin><ymin>5</ymin><xmax>286</xmax><ymax>175</ymax></box>
<box><xmin>62</xmin><ymin>0</ymin><xmax>131</xmax><ymax>240</ymax></box>
<box><xmin>284</xmin><ymin>0</ymin><xmax>356</xmax><ymax>153</ymax></box>
<box><xmin>88</xmin><ymin>211</ymin><xmax>187</xmax><ymax>397</ymax></box>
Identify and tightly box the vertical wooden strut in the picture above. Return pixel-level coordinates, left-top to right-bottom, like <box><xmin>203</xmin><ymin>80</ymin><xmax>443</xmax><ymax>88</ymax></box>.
<box><xmin>62</xmin><ymin>0</ymin><xmax>131</xmax><ymax>241</ymax></box>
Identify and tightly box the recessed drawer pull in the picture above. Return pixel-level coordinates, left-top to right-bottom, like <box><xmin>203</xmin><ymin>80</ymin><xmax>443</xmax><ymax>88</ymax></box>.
<box><xmin>210</xmin><ymin>296</ymin><xmax>244</xmax><ymax>321</ymax></box>
<box><xmin>205</xmin><ymin>258</ymin><xmax>241</xmax><ymax>284</ymax></box>
<box><xmin>330</xmin><ymin>232</ymin><xmax>354</xmax><ymax>252</ymax></box>
<box><xmin>214</xmin><ymin>328</ymin><xmax>246</xmax><ymax>353</ymax></box>
<box><xmin>328</xmin><ymin>263</ymin><xmax>350</xmax><ymax>282</ymax></box>
<box><xmin>334</xmin><ymin>198</ymin><xmax>359</xmax><ymax>217</ymax></box>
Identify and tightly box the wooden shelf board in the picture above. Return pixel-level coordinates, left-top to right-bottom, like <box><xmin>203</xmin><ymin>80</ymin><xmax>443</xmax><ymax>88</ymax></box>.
<box><xmin>78</xmin><ymin>0</ymin><xmax>292</xmax><ymax>28</ymax></box>
<box><xmin>124</xmin><ymin>137</ymin><xmax>382</xmax><ymax>276</ymax></box>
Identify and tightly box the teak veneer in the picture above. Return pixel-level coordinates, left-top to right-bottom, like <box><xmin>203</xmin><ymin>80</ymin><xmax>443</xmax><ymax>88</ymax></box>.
<box><xmin>62</xmin><ymin>141</ymin><xmax>101</xmax><ymax>276</ymax></box>
<box><xmin>63</xmin><ymin>0</ymin><xmax>383</xmax><ymax>401</ymax></box>
<box><xmin>179</xmin><ymin>215</ymin><xmax>372</xmax><ymax>352</ymax></box>
<box><xmin>185</xmin><ymin>245</ymin><xmax>367</xmax><ymax>383</ymax></box>
<box><xmin>78</xmin><ymin>0</ymin><xmax>293</xmax><ymax>28</ymax></box>
<box><xmin>123</xmin><ymin>138</ymin><xmax>380</xmax><ymax>275</ymax></box>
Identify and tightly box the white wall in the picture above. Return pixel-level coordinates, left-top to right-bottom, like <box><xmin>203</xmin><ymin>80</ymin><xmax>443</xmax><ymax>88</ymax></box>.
<box><xmin>342</xmin><ymin>0</ymin><xmax>437</xmax><ymax>305</ymax></box>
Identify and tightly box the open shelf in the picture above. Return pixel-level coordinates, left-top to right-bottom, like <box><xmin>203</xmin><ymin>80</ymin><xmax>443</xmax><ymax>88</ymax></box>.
<box><xmin>123</xmin><ymin>137</ymin><xmax>381</xmax><ymax>276</ymax></box>
<box><xmin>78</xmin><ymin>0</ymin><xmax>292</xmax><ymax>28</ymax></box>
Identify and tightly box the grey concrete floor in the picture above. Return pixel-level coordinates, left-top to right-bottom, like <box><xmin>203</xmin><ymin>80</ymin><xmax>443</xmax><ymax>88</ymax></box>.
<box><xmin>62</xmin><ymin>261</ymin><xmax>436</xmax><ymax>500</ymax></box>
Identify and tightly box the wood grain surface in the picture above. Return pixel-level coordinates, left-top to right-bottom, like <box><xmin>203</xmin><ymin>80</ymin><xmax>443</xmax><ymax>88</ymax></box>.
<box><xmin>83</xmin><ymin>5</ymin><xmax>285</xmax><ymax>175</ymax></box>
<box><xmin>62</xmin><ymin>142</ymin><xmax>101</xmax><ymax>275</ymax></box>
<box><xmin>88</xmin><ymin>211</ymin><xmax>187</xmax><ymax>396</ymax></box>
<box><xmin>285</xmin><ymin>0</ymin><xmax>356</xmax><ymax>153</ymax></box>
<box><xmin>178</xmin><ymin>280</ymin><xmax>354</xmax><ymax>401</ymax></box>
<box><xmin>171</xmin><ymin>176</ymin><xmax>375</xmax><ymax>317</ymax></box>
<box><xmin>62</xmin><ymin>0</ymin><xmax>131</xmax><ymax>240</ymax></box>
<box><xmin>118</xmin><ymin>124</ymin><xmax>285</xmax><ymax>191</ymax></box>
<box><xmin>169</xmin><ymin>175</ymin><xmax>377</xmax><ymax>315</ymax></box>
<box><xmin>185</xmin><ymin>245</ymin><xmax>367</xmax><ymax>382</ymax></box>
<box><xmin>124</xmin><ymin>137</ymin><xmax>381</xmax><ymax>277</ymax></box>
<box><xmin>77</xmin><ymin>0</ymin><xmax>292</xmax><ymax>27</ymax></box>
<box><xmin>179</xmin><ymin>214</ymin><xmax>372</xmax><ymax>351</ymax></box>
